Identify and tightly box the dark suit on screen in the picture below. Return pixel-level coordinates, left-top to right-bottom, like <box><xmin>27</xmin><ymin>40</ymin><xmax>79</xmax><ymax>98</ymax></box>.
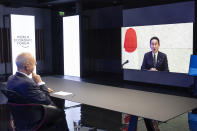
<box><xmin>7</xmin><ymin>72</ymin><xmax>69</xmax><ymax>131</ymax></box>
<box><xmin>141</xmin><ymin>51</ymin><xmax>169</xmax><ymax>72</ymax></box>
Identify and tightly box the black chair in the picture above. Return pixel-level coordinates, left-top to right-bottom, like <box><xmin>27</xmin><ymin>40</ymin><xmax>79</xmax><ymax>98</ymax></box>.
<box><xmin>0</xmin><ymin>89</ymin><xmax>63</xmax><ymax>131</ymax></box>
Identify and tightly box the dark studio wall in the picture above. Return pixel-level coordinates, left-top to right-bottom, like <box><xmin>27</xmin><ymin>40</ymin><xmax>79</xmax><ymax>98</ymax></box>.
<box><xmin>51</xmin><ymin>1</ymin><xmax>197</xmax><ymax>82</ymax></box>
<box><xmin>81</xmin><ymin>6</ymin><xmax>123</xmax><ymax>76</ymax></box>
<box><xmin>51</xmin><ymin>5</ymin><xmax>123</xmax><ymax>77</ymax></box>
<box><xmin>0</xmin><ymin>5</ymin><xmax>53</xmax><ymax>80</ymax></box>
<box><xmin>0</xmin><ymin>0</ymin><xmax>195</xmax><ymax>81</ymax></box>
<box><xmin>51</xmin><ymin>11</ymin><xmax>64</xmax><ymax>75</ymax></box>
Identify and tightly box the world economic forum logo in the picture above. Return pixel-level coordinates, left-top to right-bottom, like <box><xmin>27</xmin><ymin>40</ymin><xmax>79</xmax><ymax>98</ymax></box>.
<box><xmin>14</xmin><ymin>35</ymin><xmax>32</xmax><ymax>48</ymax></box>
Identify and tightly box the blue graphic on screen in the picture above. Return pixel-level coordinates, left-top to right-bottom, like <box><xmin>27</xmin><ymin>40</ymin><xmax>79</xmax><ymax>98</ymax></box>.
<box><xmin>189</xmin><ymin>55</ymin><xmax>197</xmax><ymax>76</ymax></box>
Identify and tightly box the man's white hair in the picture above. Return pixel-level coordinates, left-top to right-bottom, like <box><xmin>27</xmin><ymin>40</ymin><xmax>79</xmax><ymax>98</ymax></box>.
<box><xmin>15</xmin><ymin>52</ymin><xmax>34</xmax><ymax>70</ymax></box>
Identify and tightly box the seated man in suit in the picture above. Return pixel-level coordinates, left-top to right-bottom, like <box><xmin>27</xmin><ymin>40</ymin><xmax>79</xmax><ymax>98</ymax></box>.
<box><xmin>141</xmin><ymin>36</ymin><xmax>169</xmax><ymax>72</ymax></box>
<box><xmin>6</xmin><ymin>52</ymin><xmax>69</xmax><ymax>131</ymax></box>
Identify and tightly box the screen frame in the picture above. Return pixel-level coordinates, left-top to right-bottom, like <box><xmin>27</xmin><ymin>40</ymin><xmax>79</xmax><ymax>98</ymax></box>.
<box><xmin>122</xmin><ymin>1</ymin><xmax>195</xmax><ymax>87</ymax></box>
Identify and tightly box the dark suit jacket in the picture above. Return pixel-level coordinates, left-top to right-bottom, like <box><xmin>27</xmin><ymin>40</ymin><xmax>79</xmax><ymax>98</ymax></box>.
<box><xmin>7</xmin><ymin>72</ymin><xmax>53</xmax><ymax>105</ymax></box>
<box><xmin>141</xmin><ymin>51</ymin><xmax>169</xmax><ymax>71</ymax></box>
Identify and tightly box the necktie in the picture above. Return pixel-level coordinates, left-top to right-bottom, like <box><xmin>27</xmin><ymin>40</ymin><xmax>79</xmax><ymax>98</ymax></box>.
<box><xmin>153</xmin><ymin>54</ymin><xmax>156</xmax><ymax>67</ymax></box>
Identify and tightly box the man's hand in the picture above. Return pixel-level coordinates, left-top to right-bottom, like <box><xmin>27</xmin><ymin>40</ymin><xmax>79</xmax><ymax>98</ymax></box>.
<box><xmin>150</xmin><ymin>68</ymin><xmax>158</xmax><ymax>71</ymax></box>
<box><xmin>32</xmin><ymin>72</ymin><xmax>42</xmax><ymax>83</ymax></box>
<box><xmin>48</xmin><ymin>88</ymin><xmax>53</xmax><ymax>93</ymax></box>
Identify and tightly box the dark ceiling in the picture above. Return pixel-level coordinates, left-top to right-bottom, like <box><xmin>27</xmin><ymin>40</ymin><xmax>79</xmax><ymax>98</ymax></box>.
<box><xmin>0</xmin><ymin>0</ymin><xmax>192</xmax><ymax>11</ymax></box>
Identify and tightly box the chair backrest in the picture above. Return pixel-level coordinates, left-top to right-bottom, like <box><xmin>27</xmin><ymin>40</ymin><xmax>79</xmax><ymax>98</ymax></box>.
<box><xmin>0</xmin><ymin>83</ymin><xmax>8</xmax><ymax>104</ymax></box>
<box><xmin>8</xmin><ymin>103</ymin><xmax>44</xmax><ymax>131</ymax></box>
<box><xmin>0</xmin><ymin>89</ymin><xmax>45</xmax><ymax>130</ymax></box>
<box><xmin>0</xmin><ymin>88</ymin><xmax>63</xmax><ymax>131</ymax></box>
<box><xmin>8</xmin><ymin>103</ymin><xmax>64</xmax><ymax>131</ymax></box>
<box><xmin>0</xmin><ymin>90</ymin><xmax>8</xmax><ymax>104</ymax></box>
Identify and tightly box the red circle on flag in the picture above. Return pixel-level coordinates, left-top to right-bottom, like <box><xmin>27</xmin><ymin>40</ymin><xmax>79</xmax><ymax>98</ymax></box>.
<box><xmin>124</xmin><ymin>28</ymin><xmax>137</xmax><ymax>53</ymax></box>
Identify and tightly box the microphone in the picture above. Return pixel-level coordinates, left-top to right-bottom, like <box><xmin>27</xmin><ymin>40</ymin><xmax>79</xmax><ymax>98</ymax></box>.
<box><xmin>122</xmin><ymin>60</ymin><xmax>129</xmax><ymax>67</ymax></box>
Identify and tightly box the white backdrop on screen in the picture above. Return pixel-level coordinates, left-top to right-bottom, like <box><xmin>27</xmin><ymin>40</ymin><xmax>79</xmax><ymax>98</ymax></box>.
<box><xmin>121</xmin><ymin>22</ymin><xmax>193</xmax><ymax>73</ymax></box>
<box><xmin>63</xmin><ymin>15</ymin><xmax>80</xmax><ymax>77</ymax></box>
<box><xmin>11</xmin><ymin>14</ymin><xmax>36</xmax><ymax>74</ymax></box>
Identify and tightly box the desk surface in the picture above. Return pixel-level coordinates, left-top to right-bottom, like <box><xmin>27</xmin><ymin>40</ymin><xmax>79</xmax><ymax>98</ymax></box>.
<box><xmin>43</xmin><ymin>76</ymin><xmax>197</xmax><ymax>122</ymax></box>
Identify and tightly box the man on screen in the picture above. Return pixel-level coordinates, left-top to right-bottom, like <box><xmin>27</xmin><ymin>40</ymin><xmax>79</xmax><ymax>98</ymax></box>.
<box><xmin>141</xmin><ymin>36</ymin><xmax>169</xmax><ymax>71</ymax></box>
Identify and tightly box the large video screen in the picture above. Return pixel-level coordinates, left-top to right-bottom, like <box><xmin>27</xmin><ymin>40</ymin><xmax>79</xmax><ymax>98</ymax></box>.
<box><xmin>121</xmin><ymin>22</ymin><xmax>193</xmax><ymax>73</ymax></box>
